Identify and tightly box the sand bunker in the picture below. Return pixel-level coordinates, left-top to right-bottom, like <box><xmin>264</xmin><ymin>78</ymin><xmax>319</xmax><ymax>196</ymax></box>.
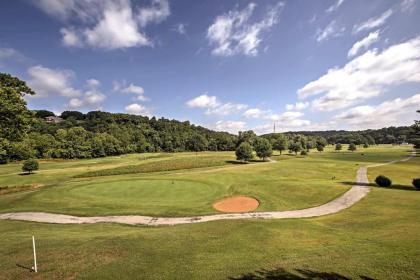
<box><xmin>213</xmin><ymin>196</ymin><xmax>259</xmax><ymax>213</ymax></box>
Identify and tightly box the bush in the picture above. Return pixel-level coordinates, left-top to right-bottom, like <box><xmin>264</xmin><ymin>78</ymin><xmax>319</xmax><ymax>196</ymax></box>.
<box><xmin>375</xmin><ymin>175</ymin><xmax>392</xmax><ymax>187</ymax></box>
<box><xmin>412</xmin><ymin>178</ymin><xmax>420</xmax><ymax>190</ymax></box>
<box><xmin>348</xmin><ymin>143</ymin><xmax>357</xmax><ymax>152</ymax></box>
<box><xmin>300</xmin><ymin>150</ymin><xmax>308</xmax><ymax>156</ymax></box>
<box><xmin>22</xmin><ymin>158</ymin><xmax>39</xmax><ymax>174</ymax></box>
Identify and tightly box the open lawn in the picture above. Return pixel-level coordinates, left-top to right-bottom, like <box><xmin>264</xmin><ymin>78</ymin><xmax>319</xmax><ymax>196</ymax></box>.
<box><xmin>0</xmin><ymin>145</ymin><xmax>418</xmax><ymax>279</ymax></box>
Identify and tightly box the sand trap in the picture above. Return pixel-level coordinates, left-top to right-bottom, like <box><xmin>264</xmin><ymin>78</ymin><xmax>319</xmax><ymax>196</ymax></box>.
<box><xmin>213</xmin><ymin>196</ymin><xmax>259</xmax><ymax>213</ymax></box>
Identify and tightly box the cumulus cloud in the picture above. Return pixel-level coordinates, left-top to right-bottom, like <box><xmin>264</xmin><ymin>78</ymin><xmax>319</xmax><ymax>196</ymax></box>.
<box><xmin>174</xmin><ymin>23</ymin><xmax>187</xmax><ymax>35</ymax></box>
<box><xmin>334</xmin><ymin>94</ymin><xmax>420</xmax><ymax>129</ymax></box>
<box><xmin>206</xmin><ymin>102</ymin><xmax>248</xmax><ymax>116</ymax></box>
<box><xmin>298</xmin><ymin>36</ymin><xmax>420</xmax><ymax>111</ymax></box>
<box><xmin>212</xmin><ymin>120</ymin><xmax>247</xmax><ymax>134</ymax></box>
<box><xmin>34</xmin><ymin>0</ymin><xmax>170</xmax><ymax>49</ymax></box>
<box><xmin>207</xmin><ymin>2</ymin><xmax>284</xmax><ymax>56</ymax></box>
<box><xmin>186</xmin><ymin>94</ymin><xmax>219</xmax><ymax>108</ymax></box>
<box><xmin>68</xmin><ymin>79</ymin><xmax>106</xmax><ymax>109</ymax></box>
<box><xmin>124</xmin><ymin>103</ymin><xmax>153</xmax><ymax>116</ymax></box>
<box><xmin>27</xmin><ymin>65</ymin><xmax>82</xmax><ymax>97</ymax></box>
<box><xmin>285</xmin><ymin>102</ymin><xmax>309</xmax><ymax>111</ymax></box>
<box><xmin>114</xmin><ymin>81</ymin><xmax>148</xmax><ymax>101</ymax></box>
<box><xmin>316</xmin><ymin>20</ymin><xmax>345</xmax><ymax>42</ymax></box>
<box><xmin>326</xmin><ymin>0</ymin><xmax>345</xmax><ymax>13</ymax></box>
<box><xmin>243</xmin><ymin>107</ymin><xmax>310</xmax><ymax>127</ymax></box>
<box><xmin>353</xmin><ymin>9</ymin><xmax>393</xmax><ymax>33</ymax></box>
<box><xmin>347</xmin><ymin>30</ymin><xmax>380</xmax><ymax>58</ymax></box>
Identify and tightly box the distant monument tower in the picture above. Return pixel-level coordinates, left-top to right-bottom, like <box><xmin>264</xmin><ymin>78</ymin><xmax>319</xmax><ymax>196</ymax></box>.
<box><xmin>273</xmin><ymin>123</ymin><xmax>276</xmax><ymax>134</ymax></box>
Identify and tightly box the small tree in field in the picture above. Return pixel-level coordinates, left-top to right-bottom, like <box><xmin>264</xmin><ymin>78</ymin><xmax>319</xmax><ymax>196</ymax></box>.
<box><xmin>348</xmin><ymin>143</ymin><xmax>357</xmax><ymax>152</ymax></box>
<box><xmin>363</xmin><ymin>143</ymin><xmax>369</xmax><ymax>148</ymax></box>
<box><xmin>316</xmin><ymin>144</ymin><xmax>324</xmax><ymax>152</ymax></box>
<box><xmin>254</xmin><ymin>138</ymin><xmax>273</xmax><ymax>161</ymax></box>
<box><xmin>236</xmin><ymin>142</ymin><xmax>253</xmax><ymax>162</ymax></box>
<box><xmin>375</xmin><ymin>175</ymin><xmax>392</xmax><ymax>187</ymax></box>
<box><xmin>289</xmin><ymin>142</ymin><xmax>302</xmax><ymax>155</ymax></box>
<box><xmin>335</xmin><ymin>143</ymin><xmax>342</xmax><ymax>151</ymax></box>
<box><xmin>273</xmin><ymin>137</ymin><xmax>288</xmax><ymax>155</ymax></box>
<box><xmin>22</xmin><ymin>158</ymin><xmax>39</xmax><ymax>174</ymax></box>
<box><xmin>412</xmin><ymin>178</ymin><xmax>420</xmax><ymax>190</ymax></box>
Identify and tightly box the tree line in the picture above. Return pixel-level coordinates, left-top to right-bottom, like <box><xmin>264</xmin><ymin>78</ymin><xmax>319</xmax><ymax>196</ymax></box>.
<box><xmin>0</xmin><ymin>73</ymin><xmax>418</xmax><ymax>163</ymax></box>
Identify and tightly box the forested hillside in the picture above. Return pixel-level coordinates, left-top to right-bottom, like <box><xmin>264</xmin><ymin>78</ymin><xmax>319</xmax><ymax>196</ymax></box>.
<box><xmin>0</xmin><ymin>72</ymin><xmax>418</xmax><ymax>163</ymax></box>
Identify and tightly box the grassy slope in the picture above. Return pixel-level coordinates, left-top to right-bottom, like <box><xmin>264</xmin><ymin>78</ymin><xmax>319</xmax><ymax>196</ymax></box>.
<box><xmin>0</xmin><ymin>146</ymin><xmax>418</xmax><ymax>279</ymax></box>
<box><xmin>0</xmin><ymin>146</ymin><xmax>405</xmax><ymax>216</ymax></box>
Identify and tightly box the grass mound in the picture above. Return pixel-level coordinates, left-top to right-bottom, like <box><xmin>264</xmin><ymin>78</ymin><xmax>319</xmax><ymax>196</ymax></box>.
<box><xmin>76</xmin><ymin>155</ymin><xmax>233</xmax><ymax>177</ymax></box>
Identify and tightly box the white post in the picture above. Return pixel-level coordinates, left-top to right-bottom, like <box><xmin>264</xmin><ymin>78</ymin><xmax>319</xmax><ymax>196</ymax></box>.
<box><xmin>32</xmin><ymin>236</ymin><xmax>37</xmax><ymax>273</ymax></box>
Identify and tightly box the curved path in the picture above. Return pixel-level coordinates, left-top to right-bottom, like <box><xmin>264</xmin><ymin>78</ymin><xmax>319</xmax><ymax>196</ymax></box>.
<box><xmin>0</xmin><ymin>151</ymin><xmax>415</xmax><ymax>226</ymax></box>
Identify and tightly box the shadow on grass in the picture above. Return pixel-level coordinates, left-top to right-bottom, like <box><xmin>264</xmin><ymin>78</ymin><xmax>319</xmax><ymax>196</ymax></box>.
<box><xmin>341</xmin><ymin>181</ymin><xmax>417</xmax><ymax>191</ymax></box>
<box><xmin>16</xmin><ymin>263</ymin><xmax>34</xmax><ymax>272</ymax></box>
<box><xmin>18</xmin><ymin>172</ymin><xmax>34</xmax><ymax>176</ymax></box>
<box><xmin>228</xmin><ymin>267</ymin><xmax>374</xmax><ymax>280</ymax></box>
<box><xmin>225</xmin><ymin>160</ymin><xmax>250</xmax><ymax>165</ymax></box>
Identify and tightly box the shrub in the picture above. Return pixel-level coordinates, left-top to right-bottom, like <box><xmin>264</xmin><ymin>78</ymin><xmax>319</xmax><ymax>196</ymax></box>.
<box><xmin>22</xmin><ymin>158</ymin><xmax>39</xmax><ymax>174</ymax></box>
<box><xmin>348</xmin><ymin>143</ymin><xmax>357</xmax><ymax>152</ymax></box>
<box><xmin>254</xmin><ymin>138</ymin><xmax>272</xmax><ymax>161</ymax></box>
<box><xmin>375</xmin><ymin>175</ymin><xmax>392</xmax><ymax>187</ymax></box>
<box><xmin>412</xmin><ymin>178</ymin><xmax>420</xmax><ymax>190</ymax></box>
<box><xmin>300</xmin><ymin>150</ymin><xmax>308</xmax><ymax>156</ymax></box>
<box><xmin>363</xmin><ymin>143</ymin><xmax>369</xmax><ymax>148</ymax></box>
<box><xmin>335</xmin><ymin>143</ymin><xmax>342</xmax><ymax>151</ymax></box>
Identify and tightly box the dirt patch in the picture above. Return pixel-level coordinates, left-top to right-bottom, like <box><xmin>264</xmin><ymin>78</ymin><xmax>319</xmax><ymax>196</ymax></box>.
<box><xmin>213</xmin><ymin>196</ymin><xmax>259</xmax><ymax>213</ymax></box>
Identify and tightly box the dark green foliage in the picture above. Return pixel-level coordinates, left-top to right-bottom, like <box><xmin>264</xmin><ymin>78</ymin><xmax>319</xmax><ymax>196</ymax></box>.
<box><xmin>254</xmin><ymin>137</ymin><xmax>272</xmax><ymax>161</ymax></box>
<box><xmin>348</xmin><ymin>143</ymin><xmax>357</xmax><ymax>152</ymax></box>
<box><xmin>412</xmin><ymin>178</ymin><xmax>420</xmax><ymax>190</ymax></box>
<box><xmin>316</xmin><ymin>144</ymin><xmax>324</xmax><ymax>152</ymax></box>
<box><xmin>363</xmin><ymin>143</ymin><xmax>369</xmax><ymax>148</ymax></box>
<box><xmin>34</xmin><ymin>110</ymin><xmax>55</xmax><ymax>118</ymax></box>
<box><xmin>300</xmin><ymin>150</ymin><xmax>308</xmax><ymax>156</ymax></box>
<box><xmin>236</xmin><ymin>142</ymin><xmax>253</xmax><ymax>162</ymax></box>
<box><xmin>60</xmin><ymin>111</ymin><xmax>85</xmax><ymax>120</ymax></box>
<box><xmin>272</xmin><ymin>136</ymin><xmax>288</xmax><ymax>154</ymax></box>
<box><xmin>237</xmin><ymin>130</ymin><xmax>257</xmax><ymax>147</ymax></box>
<box><xmin>335</xmin><ymin>143</ymin><xmax>342</xmax><ymax>151</ymax></box>
<box><xmin>186</xmin><ymin>134</ymin><xmax>208</xmax><ymax>152</ymax></box>
<box><xmin>289</xmin><ymin>142</ymin><xmax>302</xmax><ymax>155</ymax></box>
<box><xmin>0</xmin><ymin>73</ymin><xmax>35</xmax><ymax>96</ymax></box>
<box><xmin>375</xmin><ymin>175</ymin><xmax>392</xmax><ymax>187</ymax></box>
<box><xmin>22</xmin><ymin>158</ymin><xmax>39</xmax><ymax>174</ymax></box>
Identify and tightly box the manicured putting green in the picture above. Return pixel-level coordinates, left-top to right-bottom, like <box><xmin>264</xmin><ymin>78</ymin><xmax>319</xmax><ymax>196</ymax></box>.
<box><xmin>9</xmin><ymin>179</ymin><xmax>226</xmax><ymax>216</ymax></box>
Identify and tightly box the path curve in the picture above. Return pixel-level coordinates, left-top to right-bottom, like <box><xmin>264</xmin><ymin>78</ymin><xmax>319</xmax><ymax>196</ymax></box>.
<box><xmin>0</xmin><ymin>150</ymin><xmax>415</xmax><ymax>226</ymax></box>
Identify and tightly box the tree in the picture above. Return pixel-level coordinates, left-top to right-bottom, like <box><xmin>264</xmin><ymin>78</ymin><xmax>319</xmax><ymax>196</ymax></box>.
<box><xmin>289</xmin><ymin>142</ymin><xmax>302</xmax><ymax>155</ymax></box>
<box><xmin>254</xmin><ymin>137</ymin><xmax>273</xmax><ymax>161</ymax></box>
<box><xmin>186</xmin><ymin>134</ymin><xmax>208</xmax><ymax>152</ymax></box>
<box><xmin>34</xmin><ymin>110</ymin><xmax>55</xmax><ymax>119</ymax></box>
<box><xmin>61</xmin><ymin>111</ymin><xmax>85</xmax><ymax>120</ymax></box>
<box><xmin>22</xmin><ymin>158</ymin><xmax>39</xmax><ymax>174</ymax></box>
<box><xmin>237</xmin><ymin>130</ymin><xmax>257</xmax><ymax>147</ymax></box>
<box><xmin>0</xmin><ymin>73</ymin><xmax>35</xmax><ymax>96</ymax></box>
<box><xmin>236</xmin><ymin>142</ymin><xmax>253</xmax><ymax>162</ymax></box>
<box><xmin>412</xmin><ymin>178</ymin><xmax>420</xmax><ymax>190</ymax></box>
<box><xmin>363</xmin><ymin>143</ymin><xmax>369</xmax><ymax>148</ymax></box>
<box><xmin>375</xmin><ymin>175</ymin><xmax>392</xmax><ymax>187</ymax></box>
<box><xmin>316</xmin><ymin>144</ymin><xmax>324</xmax><ymax>152</ymax></box>
<box><xmin>0</xmin><ymin>87</ymin><xmax>34</xmax><ymax>141</ymax></box>
<box><xmin>335</xmin><ymin>143</ymin><xmax>342</xmax><ymax>151</ymax></box>
<box><xmin>273</xmin><ymin>136</ymin><xmax>288</xmax><ymax>154</ymax></box>
<box><xmin>348</xmin><ymin>143</ymin><xmax>357</xmax><ymax>152</ymax></box>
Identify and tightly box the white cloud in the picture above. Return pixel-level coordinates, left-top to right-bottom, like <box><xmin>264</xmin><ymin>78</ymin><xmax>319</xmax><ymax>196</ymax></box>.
<box><xmin>206</xmin><ymin>102</ymin><xmax>248</xmax><ymax>116</ymax></box>
<box><xmin>243</xmin><ymin>108</ymin><xmax>267</xmax><ymax>118</ymax></box>
<box><xmin>212</xmin><ymin>120</ymin><xmax>247</xmax><ymax>134</ymax></box>
<box><xmin>243</xmin><ymin>108</ymin><xmax>309</xmax><ymax>126</ymax></box>
<box><xmin>316</xmin><ymin>20</ymin><xmax>345</xmax><ymax>42</ymax></box>
<box><xmin>298</xmin><ymin>36</ymin><xmax>420</xmax><ymax>111</ymax></box>
<box><xmin>285</xmin><ymin>102</ymin><xmax>309</xmax><ymax>111</ymax></box>
<box><xmin>0</xmin><ymin>47</ymin><xmax>23</xmax><ymax>61</ymax></box>
<box><xmin>27</xmin><ymin>65</ymin><xmax>82</xmax><ymax>97</ymax></box>
<box><xmin>326</xmin><ymin>0</ymin><xmax>345</xmax><ymax>13</ymax></box>
<box><xmin>353</xmin><ymin>9</ymin><xmax>393</xmax><ymax>33</ymax></box>
<box><xmin>334</xmin><ymin>94</ymin><xmax>420</xmax><ymax>129</ymax></box>
<box><xmin>401</xmin><ymin>0</ymin><xmax>416</xmax><ymax>13</ymax></box>
<box><xmin>34</xmin><ymin>0</ymin><xmax>170</xmax><ymax>50</ymax></box>
<box><xmin>207</xmin><ymin>2</ymin><xmax>284</xmax><ymax>56</ymax></box>
<box><xmin>186</xmin><ymin>94</ymin><xmax>219</xmax><ymax>108</ymax></box>
<box><xmin>68</xmin><ymin>79</ymin><xmax>106</xmax><ymax>109</ymax></box>
<box><xmin>113</xmin><ymin>81</ymin><xmax>149</xmax><ymax>101</ymax></box>
<box><xmin>347</xmin><ymin>30</ymin><xmax>380</xmax><ymax>58</ymax></box>
<box><xmin>60</xmin><ymin>28</ymin><xmax>83</xmax><ymax>47</ymax></box>
<box><xmin>137</xmin><ymin>0</ymin><xmax>170</xmax><ymax>27</ymax></box>
<box><xmin>124</xmin><ymin>103</ymin><xmax>153</xmax><ymax>116</ymax></box>
<box><xmin>174</xmin><ymin>23</ymin><xmax>187</xmax><ymax>35</ymax></box>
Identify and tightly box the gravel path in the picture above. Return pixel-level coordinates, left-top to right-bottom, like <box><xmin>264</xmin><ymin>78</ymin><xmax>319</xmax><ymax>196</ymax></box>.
<box><xmin>0</xmin><ymin>151</ymin><xmax>415</xmax><ymax>226</ymax></box>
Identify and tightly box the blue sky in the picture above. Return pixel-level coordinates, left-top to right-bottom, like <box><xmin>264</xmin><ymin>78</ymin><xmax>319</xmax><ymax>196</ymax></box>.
<box><xmin>1</xmin><ymin>0</ymin><xmax>419</xmax><ymax>134</ymax></box>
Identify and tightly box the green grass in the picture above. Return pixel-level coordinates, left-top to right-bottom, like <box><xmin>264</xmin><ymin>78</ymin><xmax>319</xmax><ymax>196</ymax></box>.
<box><xmin>0</xmin><ymin>145</ymin><xmax>418</xmax><ymax>279</ymax></box>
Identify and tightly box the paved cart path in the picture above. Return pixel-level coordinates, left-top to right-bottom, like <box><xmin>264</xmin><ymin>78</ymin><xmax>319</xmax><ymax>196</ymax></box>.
<box><xmin>0</xmin><ymin>151</ymin><xmax>415</xmax><ymax>226</ymax></box>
